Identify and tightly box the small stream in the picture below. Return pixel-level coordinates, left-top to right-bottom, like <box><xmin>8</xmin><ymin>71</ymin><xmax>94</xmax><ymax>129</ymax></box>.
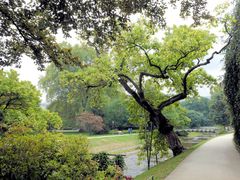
<box><xmin>123</xmin><ymin>150</ymin><xmax>172</xmax><ymax>177</ymax></box>
<box><xmin>123</xmin><ymin>151</ymin><xmax>146</xmax><ymax>177</ymax></box>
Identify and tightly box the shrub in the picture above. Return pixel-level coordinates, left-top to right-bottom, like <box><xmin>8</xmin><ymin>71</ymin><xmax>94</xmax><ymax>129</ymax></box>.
<box><xmin>92</xmin><ymin>152</ymin><xmax>112</xmax><ymax>171</ymax></box>
<box><xmin>0</xmin><ymin>132</ymin><xmax>98</xmax><ymax>179</ymax></box>
<box><xmin>76</xmin><ymin>112</ymin><xmax>105</xmax><ymax>134</ymax></box>
<box><xmin>92</xmin><ymin>152</ymin><xmax>124</xmax><ymax>179</ymax></box>
<box><xmin>113</xmin><ymin>155</ymin><xmax>125</xmax><ymax>170</ymax></box>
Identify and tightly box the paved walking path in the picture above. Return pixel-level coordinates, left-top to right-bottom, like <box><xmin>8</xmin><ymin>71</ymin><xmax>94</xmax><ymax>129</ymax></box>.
<box><xmin>166</xmin><ymin>134</ymin><xmax>240</xmax><ymax>180</ymax></box>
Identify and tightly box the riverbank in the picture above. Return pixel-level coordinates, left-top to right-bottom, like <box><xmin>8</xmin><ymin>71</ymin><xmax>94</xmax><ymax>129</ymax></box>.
<box><xmin>135</xmin><ymin>140</ymin><xmax>208</xmax><ymax>180</ymax></box>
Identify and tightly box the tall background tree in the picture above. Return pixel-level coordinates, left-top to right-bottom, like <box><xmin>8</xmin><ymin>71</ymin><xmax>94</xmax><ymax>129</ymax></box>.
<box><xmin>224</xmin><ymin>0</ymin><xmax>240</xmax><ymax>150</ymax></box>
<box><xmin>39</xmin><ymin>43</ymin><xmax>97</xmax><ymax>128</ymax></box>
<box><xmin>39</xmin><ymin>43</ymin><xmax>131</xmax><ymax>130</ymax></box>
<box><xmin>69</xmin><ymin>22</ymin><xmax>230</xmax><ymax>155</ymax></box>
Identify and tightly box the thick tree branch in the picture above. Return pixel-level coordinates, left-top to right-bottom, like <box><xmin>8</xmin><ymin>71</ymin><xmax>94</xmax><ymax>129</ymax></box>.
<box><xmin>182</xmin><ymin>35</ymin><xmax>232</xmax><ymax>90</ymax></box>
<box><xmin>0</xmin><ymin>93</ymin><xmax>23</xmax><ymax>111</ymax></box>
<box><xmin>86</xmin><ymin>81</ymin><xmax>108</xmax><ymax>90</ymax></box>
<box><xmin>139</xmin><ymin>72</ymin><xmax>165</xmax><ymax>92</ymax></box>
<box><xmin>119</xmin><ymin>73</ymin><xmax>141</xmax><ymax>93</ymax></box>
<box><xmin>118</xmin><ymin>77</ymin><xmax>143</xmax><ymax>106</ymax></box>
<box><xmin>158</xmin><ymin>93</ymin><xmax>187</xmax><ymax>110</ymax></box>
<box><xmin>118</xmin><ymin>75</ymin><xmax>155</xmax><ymax>114</ymax></box>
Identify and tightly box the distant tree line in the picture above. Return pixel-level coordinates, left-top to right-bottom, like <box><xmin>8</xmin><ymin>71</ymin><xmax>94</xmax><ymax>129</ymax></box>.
<box><xmin>181</xmin><ymin>85</ymin><xmax>231</xmax><ymax>128</ymax></box>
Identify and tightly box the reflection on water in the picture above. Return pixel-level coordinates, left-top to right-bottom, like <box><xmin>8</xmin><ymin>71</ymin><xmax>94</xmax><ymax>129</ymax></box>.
<box><xmin>124</xmin><ymin>150</ymin><xmax>173</xmax><ymax>177</ymax></box>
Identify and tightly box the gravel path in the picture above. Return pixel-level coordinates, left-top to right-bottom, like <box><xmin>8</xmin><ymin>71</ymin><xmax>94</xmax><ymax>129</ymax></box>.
<box><xmin>166</xmin><ymin>134</ymin><xmax>240</xmax><ymax>180</ymax></box>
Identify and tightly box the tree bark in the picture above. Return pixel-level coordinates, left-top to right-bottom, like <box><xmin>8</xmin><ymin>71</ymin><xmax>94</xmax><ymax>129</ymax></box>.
<box><xmin>165</xmin><ymin>130</ymin><xmax>184</xmax><ymax>156</ymax></box>
<box><xmin>150</xmin><ymin>113</ymin><xmax>184</xmax><ymax>156</ymax></box>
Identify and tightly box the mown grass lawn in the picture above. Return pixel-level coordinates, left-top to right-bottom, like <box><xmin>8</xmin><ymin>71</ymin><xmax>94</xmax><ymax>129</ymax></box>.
<box><xmin>64</xmin><ymin>133</ymin><xmax>140</xmax><ymax>153</ymax></box>
<box><xmin>89</xmin><ymin>134</ymin><xmax>140</xmax><ymax>153</ymax></box>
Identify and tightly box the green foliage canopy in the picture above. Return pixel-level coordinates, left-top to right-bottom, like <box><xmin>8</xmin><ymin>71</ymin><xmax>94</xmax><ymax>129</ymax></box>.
<box><xmin>103</xmin><ymin>96</ymin><xmax>130</xmax><ymax>129</ymax></box>
<box><xmin>0</xmin><ymin>0</ymin><xmax>211</xmax><ymax>69</ymax></box>
<box><xmin>185</xmin><ymin>109</ymin><xmax>206</xmax><ymax>128</ymax></box>
<box><xmin>93</xmin><ymin>23</ymin><xmax>217</xmax><ymax>116</ymax></box>
<box><xmin>0</xmin><ymin>70</ymin><xmax>62</xmax><ymax>132</ymax></box>
<box><xmin>39</xmin><ymin>44</ymin><xmax>131</xmax><ymax>130</ymax></box>
<box><xmin>181</xmin><ymin>96</ymin><xmax>214</xmax><ymax>127</ymax></box>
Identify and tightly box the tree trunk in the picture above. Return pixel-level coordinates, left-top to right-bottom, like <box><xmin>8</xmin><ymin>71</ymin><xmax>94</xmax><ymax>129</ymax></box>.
<box><xmin>146</xmin><ymin>122</ymin><xmax>154</xmax><ymax>170</ymax></box>
<box><xmin>165</xmin><ymin>130</ymin><xmax>184</xmax><ymax>156</ymax></box>
<box><xmin>150</xmin><ymin>113</ymin><xmax>184</xmax><ymax>156</ymax></box>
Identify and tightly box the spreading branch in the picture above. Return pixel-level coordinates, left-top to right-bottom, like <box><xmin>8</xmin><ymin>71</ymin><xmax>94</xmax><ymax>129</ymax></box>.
<box><xmin>163</xmin><ymin>47</ymin><xmax>200</xmax><ymax>73</ymax></box>
<box><xmin>157</xmin><ymin>33</ymin><xmax>232</xmax><ymax>111</ymax></box>
<box><xmin>131</xmin><ymin>43</ymin><xmax>168</xmax><ymax>78</ymax></box>
<box><xmin>0</xmin><ymin>93</ymin><xmax>24</xmax><ymax>111</ymax></box>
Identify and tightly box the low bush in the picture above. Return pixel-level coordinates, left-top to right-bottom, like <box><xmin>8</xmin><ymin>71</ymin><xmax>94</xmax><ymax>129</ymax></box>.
<box><xmin>92</xmin><ymin>152</ymin><xmax>112</xmax><ymax>171</ymax></box>
<box><xmin>92</xmin><ymin>152</ymin><xmax>125</xmax><ymax>179</ymax></box>
<box><xmin>0</xmin><ymin>132</ymin><xmax>98</xmax><ymax>179</ymax></box>
<box><xmin>113</xmin><ymin>155</ymin><xmax>125</xmax><ymax>170</ymax></box>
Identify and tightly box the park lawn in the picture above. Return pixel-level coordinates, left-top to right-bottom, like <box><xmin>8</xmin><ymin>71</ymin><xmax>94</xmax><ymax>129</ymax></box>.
<box><xmin>64</xmin><ymin>133</ymin><xmax>140</xmax><ymax>153</ymax></box>
<box><xmin>88</xmin><ymin>134</ymin><xmax>140</xmax><ymax>153</ymax></box>
<box><xmin>135</xmin><ymin>140</ymin><xmax>207</xmax><ymax>180</ymax></box>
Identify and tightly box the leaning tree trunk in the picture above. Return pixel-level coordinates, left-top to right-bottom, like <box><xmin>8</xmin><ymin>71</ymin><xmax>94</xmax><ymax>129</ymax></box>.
<box><xmin>165</xmin><ymin>129</ymin><xmax>184</xmax><ymax>156</ymax></box>
<box><xmin>150</xmin><ymin>113</ymin><xmax>184</xmax><ymax>156</ymax></box>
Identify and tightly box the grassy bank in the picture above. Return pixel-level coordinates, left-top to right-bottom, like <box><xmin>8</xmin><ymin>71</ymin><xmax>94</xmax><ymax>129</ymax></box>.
<box><xmin>135</xmin><ymin>140</ymin><xmax>207</xmax><ymax>180</ymax></box>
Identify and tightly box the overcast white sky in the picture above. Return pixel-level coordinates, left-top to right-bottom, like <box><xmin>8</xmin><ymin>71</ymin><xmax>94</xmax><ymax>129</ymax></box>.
<box><xmin>5</xmin><ymin>0</ymin><xmax>230</xmax><ymax>103</ymax></box>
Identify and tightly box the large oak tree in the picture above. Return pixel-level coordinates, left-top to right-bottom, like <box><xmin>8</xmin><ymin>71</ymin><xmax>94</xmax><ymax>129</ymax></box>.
<box><xmin>113</xmin><ymin>24</ymin><xmax>231</xmax><ymax>155</ymax></box>
<box><xmin>69</xmin><ymin>23</ymin><xmax>231</xmax><ymax>155</ymax></box>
